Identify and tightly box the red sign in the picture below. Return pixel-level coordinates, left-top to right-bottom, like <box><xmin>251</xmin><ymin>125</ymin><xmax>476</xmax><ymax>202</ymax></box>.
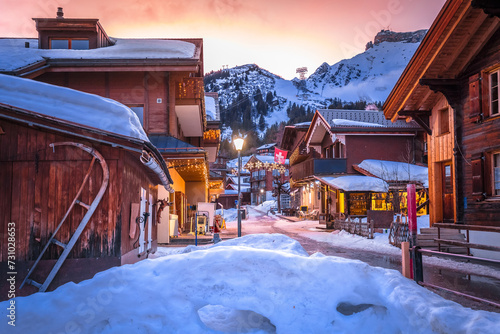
<box><xmin>274</xmin><ymin>148</ymin><xmax>287</xmax><ymax>164</ymax></box>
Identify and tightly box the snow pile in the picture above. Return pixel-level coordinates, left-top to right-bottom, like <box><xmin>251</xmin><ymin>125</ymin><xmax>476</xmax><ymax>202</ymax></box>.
<box><xmin>358</xmin><ymin>159</ymin><xmax>429</xmax><ymax>187</ymax></box>
<box><xmin>319</xmin><ymin>175</ymin><xmax>389</xmax><ymax>192</ymax></box>
<box><xmin>0</xmin><ymin>74</ymin><xmax>148</xmax><ymax>141</ymax></box>
<box><xmin>2</xmin><ymin>234</ymin><xmax>499</xmax><ymax>334</ymax></box>
<box><xmin>0</xmin><ymin>38</ymin><xmax>195</xmax><ymax>72</ymax></box>
<box><xmin>182</xmin><ymin>233</ymin><xmax>309</xmax><ymax>257</ymax></box>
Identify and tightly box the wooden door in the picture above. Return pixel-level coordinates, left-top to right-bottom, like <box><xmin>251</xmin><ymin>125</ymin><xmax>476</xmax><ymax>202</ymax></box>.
<box><xmin>442</xmin><ymin>162</ymin><xmax>454</xmax><ymax>222</ymax></box>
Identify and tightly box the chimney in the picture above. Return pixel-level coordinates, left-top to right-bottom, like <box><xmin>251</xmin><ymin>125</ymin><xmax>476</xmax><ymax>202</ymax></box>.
<box><xmin>56</xmin><ymin>7</ymin><xmax>64</xmax><ymax>19</ymax></box>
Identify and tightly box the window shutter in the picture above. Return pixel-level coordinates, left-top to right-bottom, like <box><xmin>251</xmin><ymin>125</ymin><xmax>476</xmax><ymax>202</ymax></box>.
<box><xmin>468</xmin><ymin>74</ymin><xmax>481</xmax><ymax>121</ymax></box>
<box><xmin>471</xmin><ymin>154</ymin><xmax>484</xmax><ymax>200</ymax></box>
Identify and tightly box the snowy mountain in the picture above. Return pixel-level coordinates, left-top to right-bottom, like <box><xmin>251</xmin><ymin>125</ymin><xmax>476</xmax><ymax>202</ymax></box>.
<box><xmin>204</xmin><ymin>29</ymin><xmax>426</xmax><ymax>136</ymax></box>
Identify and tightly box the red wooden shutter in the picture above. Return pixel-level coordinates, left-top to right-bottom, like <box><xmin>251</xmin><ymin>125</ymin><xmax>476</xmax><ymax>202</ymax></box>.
<box><xmin>469</xmin><ymin>74</ymin><xmax>481</xmax><ymax>121</ymax></box>
<box><xmin>471</xmin><ymin>154</ymin><xmax>484</xmax><ymax>201</ymax></box>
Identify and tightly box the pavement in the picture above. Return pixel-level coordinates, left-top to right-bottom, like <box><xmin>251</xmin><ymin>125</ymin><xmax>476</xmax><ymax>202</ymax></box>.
<box><xmin>158</xmin><ymin>206</ymin><xmax>500</xmax><ymax>313</ymax></box>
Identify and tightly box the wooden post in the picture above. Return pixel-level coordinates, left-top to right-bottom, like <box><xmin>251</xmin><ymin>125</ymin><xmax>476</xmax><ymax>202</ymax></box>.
<box><xmin>407</xmin><ymin>184</ymin><xmax>417</xmax><ymax>279</ymax></box>
<box><xmin>407</xmin><ymin>183</ymin><xmax>417</xmax><ymax>246</ymax></box>
<box><xmin>401</xmin><ymin>241</ymin><xmax>411</xmax><ymax>278</ymax></box>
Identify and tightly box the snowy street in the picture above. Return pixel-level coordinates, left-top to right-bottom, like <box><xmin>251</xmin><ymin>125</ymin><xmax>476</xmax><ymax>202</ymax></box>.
<box><xmin>218</xmin><ymin>204</ymin><xmax>500</xmax><ymax>314</ymax></box>
<box><xmin>2</xmin><ymin>203</ymin><xmax>500</xmax><ymax>333</ymax></box>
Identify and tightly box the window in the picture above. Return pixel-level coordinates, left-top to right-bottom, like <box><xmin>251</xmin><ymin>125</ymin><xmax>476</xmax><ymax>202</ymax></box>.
<box><xmin>129</xmin><ymin>106</ymin><xmax>144</xmax><ymax>126</ymax></box>
<box><xmin>439</xmin><ymin>107</ymin><xmax>450</xmax><ymax>135</ymax></box>
<box><xmin>494</xmin><ymin>153</ymin><xmax>500</xmax><ymax>196</ymax></box>
<box><xmin>490</xmin><ymin>70</ymin><xmax>499</xmax><ymax>116</ymax></box>
<box><xmin>50</xmin><ymin>38</ymin><xmax>89</xmax><ymax>50</ymax></box>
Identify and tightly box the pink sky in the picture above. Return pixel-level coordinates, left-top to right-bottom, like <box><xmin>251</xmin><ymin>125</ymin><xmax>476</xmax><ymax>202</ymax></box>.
<box><xmin>1</xmin><ymin>0</ymin><xmax>446</xmax><ymax>79</ymax></box>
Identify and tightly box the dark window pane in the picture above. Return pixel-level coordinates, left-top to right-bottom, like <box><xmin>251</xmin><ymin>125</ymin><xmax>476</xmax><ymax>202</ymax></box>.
<box><xmin>71</xmin><ymin>39</ymin><xmax>89</xmax><ymax>50</ymax></box>
<box><xmin>51</xmin><ymin>39</ymin><xmax>69</xmax><ymax>49</ymax></box>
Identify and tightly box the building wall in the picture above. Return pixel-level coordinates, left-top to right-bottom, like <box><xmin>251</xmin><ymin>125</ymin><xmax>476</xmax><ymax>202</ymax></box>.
<box><xmin>461</xmin><ymin>29</ymin><xmax>500</xmax><ymax>228</ymax></box>
<box><xmin>36</xmin><ymin>71</ymin><xmax>171</xmax><ymax>134</ymax></box>
<box><xmin>427</xmin><ymin>96</ymin><xmax>455</xmax><ymax>225</ymax></box>
<box><xmin>0</xmin><ymin>116</ymin><xmax>159</xmax><ymax>297</ymax></box>
<box><xmin>345</xmin><ymin>135</ymin><xmax>419</xmax><ymax>174</ymax></box>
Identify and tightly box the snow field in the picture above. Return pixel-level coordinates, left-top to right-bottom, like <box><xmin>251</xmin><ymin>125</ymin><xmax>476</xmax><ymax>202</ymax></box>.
<box><xmin>2</xmin><ymin>234</ymin><xmax>499</xmax><ymax>334</ymax></box>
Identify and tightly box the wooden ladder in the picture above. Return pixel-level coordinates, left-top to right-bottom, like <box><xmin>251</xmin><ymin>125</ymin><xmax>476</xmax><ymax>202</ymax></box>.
<box><xmin>20</xmin><ymin>142</ymin><xmax>109</xmax><ymax>292</ymax></box>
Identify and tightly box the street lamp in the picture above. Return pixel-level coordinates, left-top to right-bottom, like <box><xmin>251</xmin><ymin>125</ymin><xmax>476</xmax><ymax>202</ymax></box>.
<box><xmin>234</xmin><ymin>136</ymin><xmax>244</xmax><ymax>237</ymax></box>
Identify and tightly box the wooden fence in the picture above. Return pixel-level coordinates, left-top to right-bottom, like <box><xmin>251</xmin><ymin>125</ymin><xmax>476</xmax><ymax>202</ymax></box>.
<box><xmin>334</xmin><ymin>216</ymin><xmax>374</xmax><ymax>239</ymax></box>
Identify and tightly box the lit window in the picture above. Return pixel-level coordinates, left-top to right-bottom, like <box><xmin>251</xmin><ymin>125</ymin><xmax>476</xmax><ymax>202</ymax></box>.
<box><xmin>490</xmin><ymin>70</ymin><xmax>499</xmax><ymax>116</ymax></box>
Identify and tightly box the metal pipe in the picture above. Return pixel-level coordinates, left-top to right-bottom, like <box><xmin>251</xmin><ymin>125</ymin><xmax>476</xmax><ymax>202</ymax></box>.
<box><xmin>237</xmin><ymin>150</ymin><xmax>242</xmax><ymax>238</ymax></box>
<box><xmin>140</xmin><ymin>151</ymin><xmax>174</xmax><ymax>193</ymax></box>
<box><xmin>418</xmin><ymin>281</ymin><xmax>500</xmax><ymax>309</ymax></box>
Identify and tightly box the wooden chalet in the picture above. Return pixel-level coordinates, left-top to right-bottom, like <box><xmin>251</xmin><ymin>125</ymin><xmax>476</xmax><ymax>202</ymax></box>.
<box><xmin>383</xmin><ymin>0</ymin><xmax>500</xmax><ymax>258</ymax></box>
<box><xmin>286</xmin><ymin>109</ymin><xmax>424</xmax><ymax>220</ymax></box>
<box><xmin>244</xmin><ymin>155</ymin><xmax>290</xmax><ymax>207</ymax></box>
<box><xmin>0</xmin><ymin>75</ymin><xmax>172</xmax><ymax>299</ymax></box>
<box><xmin>1</xmin><ymin>8</ymin><xmax>220</xmax><ymax>239</ymax></box>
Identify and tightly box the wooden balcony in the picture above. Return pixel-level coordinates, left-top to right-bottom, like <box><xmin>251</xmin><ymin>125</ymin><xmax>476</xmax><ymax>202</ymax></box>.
<box><xmin>176</xmin><ymin>77</ymin><xmax>204</xmax><ymax>100</ymax></box>
<box><xmin>291</xmin><ymin>158</ymin><xmax>347</xmax><ymax>180</ymax></box>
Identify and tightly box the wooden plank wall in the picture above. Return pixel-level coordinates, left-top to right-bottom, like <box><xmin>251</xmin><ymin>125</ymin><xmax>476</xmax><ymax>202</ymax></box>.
<box><xmin>0</xmin><ymin>118</ymin><xmax>143</xmax><ymax>262</ymax></box>
<box><xmin>119</xmin><ymin>151</ymin><xmax>158</xmax><ymax>256</ymax></box>
<box><xmin>461</xmin><ymin>31</ymin><xmax>500</xmax><ymax>227</ymax></box>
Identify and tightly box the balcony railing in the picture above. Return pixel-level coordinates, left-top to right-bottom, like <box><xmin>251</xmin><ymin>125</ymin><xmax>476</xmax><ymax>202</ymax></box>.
<box><xmin>291</xmin><ymin>158</ymin><xmax>347</xmax><ymax>180</ymax></box>
<box><xmin>176</xmin><ymin>77</ymin><xmax>204</xmax><ymax>100</ymax></box>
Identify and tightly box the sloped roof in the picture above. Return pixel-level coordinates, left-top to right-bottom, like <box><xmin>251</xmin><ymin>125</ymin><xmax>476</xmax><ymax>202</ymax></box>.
<box><xmin>318</xmin><ymin>109</ymin><xmax>420</xmax><ymax>129</ymax></box>
<box><xmin>257</xmin><ymin>143</ymin><xmax>277</xmax><ymax>150</ymax></box>
<box><xmin>0</xmin><ymin>38</ymin><xmax>202</xmax><ymax>75</ymax></box>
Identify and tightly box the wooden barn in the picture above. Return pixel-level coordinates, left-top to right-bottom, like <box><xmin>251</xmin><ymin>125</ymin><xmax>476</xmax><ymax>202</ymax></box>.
<box><xmin>0</xmin><ymin>75</ymin><xmax>173</xmax><ymax>299</ymax></box>
<box><xmin>383</xmin><ymin>0</ymin><xmax>500</xmax><ymax>258</ymax></box>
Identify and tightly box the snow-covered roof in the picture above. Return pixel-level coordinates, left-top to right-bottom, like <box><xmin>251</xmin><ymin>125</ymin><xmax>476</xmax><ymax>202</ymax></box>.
<box><xmin>0</xmin><ymin>74</ymin><xmax>148</xmax><ymax>141</ymax></box>
<box><xmin>331</xmin><ymin>119</ymin><xmax>384</xmax><ymax>128</ymax></box>
<box><xmin>319</xmin><ymin>109</ymin><xmax>420</xmax><ymax>129</ymax></box>
<box><xmin>257</xmin><ymin>143</ymin><xmax>276</xmax><ymax>150</ymax></box>
<box><xmin>0</xmin><ymin>38</ymin><xmax>196</xmax><ymax>72</ymax></box>
<box><xmin>318</xmin><ymin>175</ymin><xmax>389</xmax><ymax>192</ymax></box>
<box><xmin>357</xmin><ymin>159</ymin><xmax>429</xmax><ymax>187</ymax></box>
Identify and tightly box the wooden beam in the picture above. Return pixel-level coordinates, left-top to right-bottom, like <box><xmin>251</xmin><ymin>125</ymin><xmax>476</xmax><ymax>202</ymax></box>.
<box><xmin>471</xmin><ymin>0</ymin><xmax>500</xmax><ymax>18</ymax></box>
<box><xmin>419</xmin><ymin>78</ymin><xmax>461</xmax><ymax>110</ymax></box>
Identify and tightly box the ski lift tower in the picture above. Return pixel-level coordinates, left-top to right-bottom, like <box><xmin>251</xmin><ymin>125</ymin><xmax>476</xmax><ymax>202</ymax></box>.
<box><xmin>296</xmin><ymin>67</ymin><xmax>308</xmax><ymax>80</ymax></box>
<box><xmin>296</xmin><ymin>67</ymin><xmax>308</xmax><ymax>100</ymax></box>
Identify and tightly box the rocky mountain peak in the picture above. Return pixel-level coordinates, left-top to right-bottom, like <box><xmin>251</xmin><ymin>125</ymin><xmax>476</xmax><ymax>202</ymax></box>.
<box><xmin>365</xmin><ymin>29</ymin><xmax>427</xmax><ymax>51</ymax></box>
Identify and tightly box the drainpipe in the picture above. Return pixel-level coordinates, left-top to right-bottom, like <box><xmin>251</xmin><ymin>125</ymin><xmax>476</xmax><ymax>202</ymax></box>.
<box><xmin>140</xmin><ymin>151</ymin><xmax>174</xmax><ymax>193</ymax></box>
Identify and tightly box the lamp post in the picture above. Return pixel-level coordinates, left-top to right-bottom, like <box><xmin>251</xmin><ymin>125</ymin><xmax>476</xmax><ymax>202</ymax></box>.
<box><xmin>233</xmin><ymin>136</ymin><xmax>244</xmax><ymax>237</ymax></box>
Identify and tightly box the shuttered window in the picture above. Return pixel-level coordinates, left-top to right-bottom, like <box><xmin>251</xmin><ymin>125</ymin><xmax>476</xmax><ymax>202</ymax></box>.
<box><xmin>494</xmin><ymin>153</ymin><xmax>500</xmax><ymax>196</ymax></box>
<box><xmin>468</xmin><ymin>74</ymin><xmax>481</xmax><ymax>120</ymax></box>
<box><xmin>471</xmin><ymin>155</ymin><xmax>484</xmax><ymax>198</ymax></box>
<box><xmin>491</xmin><ymin>70</ymin><xmax>499</xmax><ymax>116</ymax></box>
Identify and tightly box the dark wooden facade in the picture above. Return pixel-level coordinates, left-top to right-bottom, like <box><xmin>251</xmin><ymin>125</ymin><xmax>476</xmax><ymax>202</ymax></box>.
<box><xmin>0</xmin><ymin>105</ymin><xmax>166</xmax><ymax>299</ymax></box>
<box><xmin>383</xmin><ymin>0</ymin><xmax>500</xmax><ymax>228</ymax></box>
